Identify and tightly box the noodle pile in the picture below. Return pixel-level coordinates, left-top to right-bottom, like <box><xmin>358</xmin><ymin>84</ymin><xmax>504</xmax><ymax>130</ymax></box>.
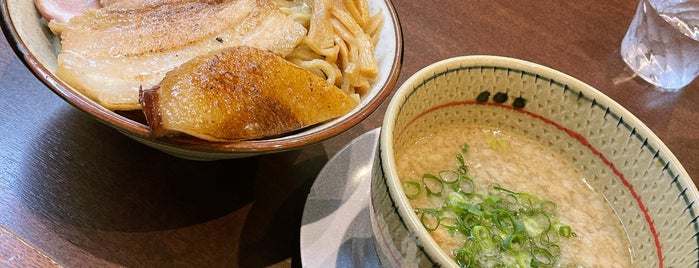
<box><xmin>274</xmin><ymin>0</ymin><xmax>384</xmax><ymax>98</ymax></box>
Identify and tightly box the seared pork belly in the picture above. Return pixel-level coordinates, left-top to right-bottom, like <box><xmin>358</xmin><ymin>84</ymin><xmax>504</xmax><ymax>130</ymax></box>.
<box><xmin>54</xmin><ymin>0</ymin><xmax>307</xmax><ymax>110</ymax></box>
<box><xmin>140</xmin><ymin>46</ymin><xmax>359</xmax><ymax>141</ymax></box>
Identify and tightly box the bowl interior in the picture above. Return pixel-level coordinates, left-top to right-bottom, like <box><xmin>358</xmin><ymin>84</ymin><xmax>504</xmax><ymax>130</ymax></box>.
<box><xmin>1</xmin><ymin>0</ymin><xmax>403</xmax><ymax>159</ymax></box>
<box><xmin>379</xmin><ymin>56</ymin><xmax>698</xmax><ymax>267</ymax></box>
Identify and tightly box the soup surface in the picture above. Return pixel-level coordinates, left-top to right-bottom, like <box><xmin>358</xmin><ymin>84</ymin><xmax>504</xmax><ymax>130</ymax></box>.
<box><xmin>395</xmin><ymin>124</ymin><xmax>634</xmax><ymax>267</ymax></box>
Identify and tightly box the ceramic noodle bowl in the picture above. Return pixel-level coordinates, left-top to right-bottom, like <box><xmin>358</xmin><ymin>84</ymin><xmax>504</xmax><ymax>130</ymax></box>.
<box><xmin>1</xmin><ymin>0</ymin><xmax>402</xmax><ymax>160</ymax></box>
<box><xmin>369</xmin><ymin>55</ymin><xmax>698</xmax><ymax>267</ymax></box>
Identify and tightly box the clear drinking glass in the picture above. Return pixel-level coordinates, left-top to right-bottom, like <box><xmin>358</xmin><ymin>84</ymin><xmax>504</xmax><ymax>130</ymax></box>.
<box><xmin>620</xmin><ymin>0</ymin><xmax>699</xmax><ymax>91</ymax></box>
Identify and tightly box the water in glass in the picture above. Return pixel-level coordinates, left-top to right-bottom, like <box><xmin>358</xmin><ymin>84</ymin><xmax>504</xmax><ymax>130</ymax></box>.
<box><xmin>621</xmin><ymin>0</ymin><xmax>699</xmax><ymax>91</ymax></box>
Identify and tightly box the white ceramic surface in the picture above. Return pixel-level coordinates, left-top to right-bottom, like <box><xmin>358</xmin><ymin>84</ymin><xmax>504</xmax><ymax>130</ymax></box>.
<box><xmin>300</xmin><ymin>128</ymin><xmax>380</xmax><ymax>268</ymax></box>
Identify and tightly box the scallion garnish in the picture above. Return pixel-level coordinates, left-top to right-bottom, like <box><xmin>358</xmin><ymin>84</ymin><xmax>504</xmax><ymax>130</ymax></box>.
<box><xmin>404</xmin><ymin>143</ymin><xmax>577</xmax><ymax>267</ymax></box>
<box><xmin>461</xmin><ymin>144</ymin><xmax>470</xmax><ymax>153</ymax></box>
<box><xmin>402</xmin><ymin>181</ymin><xmax>422</xmax><ymax>200</ymax></box>
<box><xmin>419</xmin><ymin>209</ymin><xmax>441</xmax><ymax>231</ymax></box>
<box><xmin>558</xmin><ymin>225</ymin><xmax>577</xmax><ymax>238</ymax></box>
<box><xmin>439</xmin><ymin>170</ymin><xmax>460</xmax><ymax>184</ymax></box>
<box><xmin>422</xmin><ymin>173</ymin><xmax>444</xmax><ymax>196</ymax></box>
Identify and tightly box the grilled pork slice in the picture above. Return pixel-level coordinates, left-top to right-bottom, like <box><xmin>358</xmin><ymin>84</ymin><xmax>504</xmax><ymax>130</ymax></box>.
<box><xmin>139</xmin><ymin>46</ymin><xmax>359</xmax><ymax>142</ymax></box>
<box><xmin>54</xmin><ymin>0</ymin><xmax>306</xmax><ymax>110</ymax></box>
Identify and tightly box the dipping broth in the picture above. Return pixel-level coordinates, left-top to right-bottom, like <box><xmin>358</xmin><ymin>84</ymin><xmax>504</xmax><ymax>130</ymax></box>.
<box><xmin>395</xmin><ymin>124</ymin><xmax>634</xmax><ymax>267</ymax></box>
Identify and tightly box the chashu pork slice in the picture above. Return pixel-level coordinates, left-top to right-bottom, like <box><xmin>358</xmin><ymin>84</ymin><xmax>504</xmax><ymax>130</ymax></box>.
<box><xmin>139</xmin><ymin>46</ymin><xmax>359</xmax><ymax>142</ymax></box>
<box><xmin>54</xmin><ymin>0</ymin><xmax>306</xmax><ymax>110</ymax></box>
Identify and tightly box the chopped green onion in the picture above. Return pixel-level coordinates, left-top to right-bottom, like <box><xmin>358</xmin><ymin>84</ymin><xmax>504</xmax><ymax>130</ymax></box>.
<box><xmin>403</xmin><ymin>144</ymin><xmax>577</xmax><ymax>267</ymax></box>
<box><xmin>546</xmin><ymin>244</ymin><xmax>561</xmax><ymax>257</ymax></box>
<box><xmin>532</xmin><ymin>246</ymin><xmax>555</xmax><ymax>265</ymax></box>
<box><xmin>491</xmin><ymin>184</ymin><xmax>517</xmax><ymax>194</ymax></box>
<box><xmin>457</xmin><ymin>153</ymin><xmax>466</xmax><ymax>166</ymax></box>
<box><xmin>402</xmin><ymin>181</ymin><xmax>422</xmax><ymax>199</ymax></box>
<box><xmin>487</xmin><ymin>134</ymin><xmax>509</xmax><ymax>151</ymax></box>
<box><xmin>456</xmin><ymin>153</ymin><xmax>469</xmax><ymax>175</ymax></box>
<box><xmin>522</xmin><ymin>211</ymin><xmax>552</xmax><ymax>237</ymax></box>
<box><xmin>448</xmin><ymin>192</ymin><xmax>468</xmax><ymax>205</ymax></box>
<box><xmin>439</xmin><ymin>170</ymin><xmax>460</xmax><ymax>184</ymax></box>
<box><xmin>461</xmin><ymin>143</ymin><xmax>470</xmax><ymax>153</ymax></box>
<box><xmin>420</xmin><ymin>209</ymin><xmax>440</xmax><ymax>231</ymax></box>
<box><xmin>454</xmin><ymin>247</ymin><xmax>474</xmax><ymax>267</ymax></box>
<box><xmin>503</xmin><ymin>232</ymin><xmax>526</xmax><ymax>251</ymax></box>
<box><xmin>491</xmin><ymin>209</ymin><xmax>516</xmax><ymax>234</ymax></box>
<box><xmin>558</xmin><ymin>225</ymin><xmax>576</xmax><ymax>238</ymax></box>
<box><xmin>454</xmin><ymin>175</ymin><xmax>475</xmax><ymax>194</ymax></box>
<box><xmin>540</xmin><ymin>200</ymin><xmax>558</xmax><ymax>216</ymax></box>
<box><xmin>462</xmin><ymin>203</ymin><xmax>484</xmax><ymax>217</ymax></box>
<box><xmin>439</xmin><ymin>217</ymin><xmax>459</xmax><ymax>231</ymax></box>
<box><xmin>458</xmin><ymin>165</ymin><xmax>469</xmax><ymax>176</ymax></box>
<box><xmin>422</xmin><ymin>173</ymin><xmax>444</xmax><ymax>196</ymax></box>
<box><xmin>472</xmin><ymin>226</ymin><xmax>494</xmax><ymax>251</ymax></box>
<box><xmin>539</xmin><ymin>228</ymin><xmax>560</xmax><ymax>245</ymax></box>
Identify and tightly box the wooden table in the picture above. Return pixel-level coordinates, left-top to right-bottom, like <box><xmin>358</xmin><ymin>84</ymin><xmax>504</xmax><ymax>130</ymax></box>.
<box><xmin>1</xmin><ymin>0</ymin><xmax>697</xmax><ymax>267</ymax></box>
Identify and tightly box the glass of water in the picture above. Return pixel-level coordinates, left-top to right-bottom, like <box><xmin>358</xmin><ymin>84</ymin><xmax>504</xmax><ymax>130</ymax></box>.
<box><xmin>620</xmin><ymin>0</ymin><xmax>699</xmax><ymax>91</ymax></box>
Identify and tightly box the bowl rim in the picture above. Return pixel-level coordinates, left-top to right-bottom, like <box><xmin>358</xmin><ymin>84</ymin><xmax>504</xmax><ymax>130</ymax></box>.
<box><xmin>0</xmin><ymin>0</ymin><xmax>404</xmax><ymax>155</ymax></box>
<box><xmin>379</xmin><ymin>55</ymin><xmax>697</xmax><ymax>267</ymax></box>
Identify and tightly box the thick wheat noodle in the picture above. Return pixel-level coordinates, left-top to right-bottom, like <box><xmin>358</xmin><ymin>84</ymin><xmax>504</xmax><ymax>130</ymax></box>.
<box><xmin>342</xmin><ymin>0</ymin><xmax>368</xmax><ymax>28</ymax></box>
<box><xmin>291</xmin><ymin>58</ymin><xmax>339</xmax><ymax>86</ymax></box>
<box><xmin>281</xmin><ymin>0</ymin><xmax>382</xmax><ymax>96</ymax></box>
<box><xmin>333</xmin><ymin>35</ymin><xmax>352</xmax><ymax>91</ymax></box>
<box><xmin>286</xmin><ymin>10</ymin><xmax>311</xmax><ymax>23</ymax></box>
<box><xmin>366</xmin><ymin>13</ymin><xmax>384</xmax><ymax>45</ymax></box>
<box><xmin>331</xmin><ymin>19</ymin><xmax>360</xmax><ymax>79</ymax></box>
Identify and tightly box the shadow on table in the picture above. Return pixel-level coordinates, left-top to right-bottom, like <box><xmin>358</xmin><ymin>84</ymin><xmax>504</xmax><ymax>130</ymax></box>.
<box><xmin>16</xmin><ymin>106</ymin><xmax>327</xmax><ymax>267</ymax></box>
<box><xmin>19</xmin><ymin>106</ymin><xmax>257</xmax><ymax>232</ymax></box>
